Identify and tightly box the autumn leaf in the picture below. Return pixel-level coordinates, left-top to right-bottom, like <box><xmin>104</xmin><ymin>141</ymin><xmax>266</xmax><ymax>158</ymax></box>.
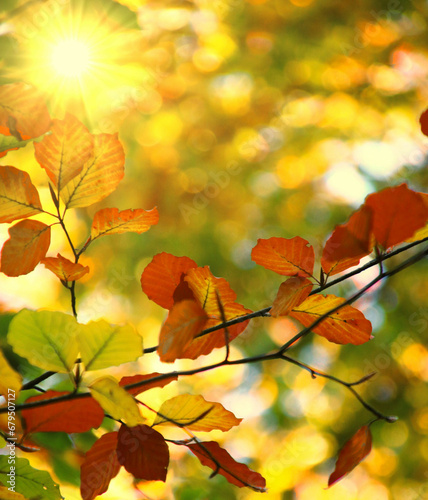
<box><xmin>61</xmin><ymin>133</ymin><xmax>125</xmax><ymax>209</ymax></box>
<box><xmin>34</xmin><ymin>113</ymin><xmax>94</xmax><ymax>191</ymax></box>
<box><xmin>364</xmin><ymin>184</ymin><xmax>428</xmax><ymax>250</ymax></box>
<box><xmin>1</xmin><ymin>219</ymin><xmax>51</xmax><ymax>276</ymax></box>
<box><xmin>0</xmin><ymin>83</ymin><xmax>51</xmax><ymax>139</ymax></box>
<box><xmin>153</xmin><ymin>394</ymin><xmax>242</xmax><ymax>431</ymax></box>
<box><xmin>0</xmin><ymin>134</ymin><xmax>40</xmax><ymax>158</ymax></box>
<box><xmin>0</xmin><ymin>349</ymin><xmax>22</xmax><ymax>398</ymax></box>
<box><xmin>182</xmin><ymin>266</ymin><xmax>252</xmax><ymax>358</ymax></box>
<box><xmin>7</xmin><ymin>310</ymin><xmax>80</xmax><ymax>372</ymax></box>
<box><xmin>420</xmin><ymin>108</ymin><xmax>428</xmax><ymax>136</ymax></box>
<box><xmin>0</xmin><ymin>456</ymin><xmax>62</xmax><ymax>500</ymax></box>
<box><xmin>0</xmin><ymin>487</ymin><xmax>27</xmax><ymax>500</ymax></box>
<box><xmin>141</xmin><ymin>252</ymin><xmax>198</xmax><ymax>309</ymax></box>
<box><xmin>321</xmin><ymin>205</ymin><xmax>374</xmax><ymax>276</ymax></box>
<box><xmin>80</xmin><ymin>432</ymin><xmax>121</xmax><ymax>500</ymax></box>
<box><xmin>41</xmin><ymin>253</ymin><xmax>89</xmax><ymax>281</ymax></box>
<box><xmin>187</xmin><ymin>441</ymin><xmax>266</xmax><ymax>491</ymax></box>
<box><xmin>116</xmin><ymin>424</ymin><xmax>169</xmax><ymax>481</ymax></box>
<box><xmin>119</xmin><ymin>373</ymin><xmax>179</xmax><ymax>396</ymax></box>
<box><xmin>90</xmin><ymin>207</ymin><xmax>159</xmax><ymax>240</ymax></box>
<box><xmin>290</xmin><ymin>294</ymin><xmax>372</xmax><ymax>345</ymax></box>
<box><xmin>328</xmin><ymin>425</ymin><xmax>372</xmax><ymax>486</ymax></box>
<box><xmin>270</xmin><ymin>277</ymin><xmax>313</xmax><ymax>317</ymax></box>
<box><xmin>78</xmin><ymin>320</ymin><xmax>143</xmax><ymax>371</ymax></box>
<box><xmin>89</xmin><ymin>376</ymin><xmax>145</xmax><ymax>427</ymax></box>
<box><xmin>158</xmin><ymin>300</ymin><xmax>208</xmax><ymax>362</ymax></box>
<box><xmin>21</xmin><ymin>391</ymin><xmax>104</xmax><ymax>434</ymax></box>
<box><xmin>0</xmin><ymin>166</ymin><xmax>43</xmax><ymax>223</ymax></box>
<box><xmin>251</xmin><ymin>236</ymin><xmax>315</xmax><ymax>277</ymax></box>
<box><xmin>405</xmin><ymin>192</ymin><xmax>428</xmax><ymax>243</ymax></box>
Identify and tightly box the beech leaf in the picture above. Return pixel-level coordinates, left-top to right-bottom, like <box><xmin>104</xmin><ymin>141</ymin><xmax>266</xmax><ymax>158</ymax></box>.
<box><xmin>270</xmin><ymin>277</ymin><xmax>313</xmax><ymax>317</ymax></box>
<box><xmin>141</xmin><ymin>252</ymin><xmax>198</xmax><ymax>310</ymax></box>
<box><xmin>89</xmin><ymin>376</ymin><xmax>145</xmax><ymax>427</ymax></box>
<box><xmin>78</xmin><ymin>320</ymin><xmax>143</xmax><ymax>371</ymax></box>
<box><xmin>290</xmin><ymin>294</ymin><xmax>372</xmax><ymax>345</ymax></box>
<box><xmin>61</xmin><ymin>133</ymin><xmax>125</xmax><ymax>209</ymax></box>
<box><xmin>328</xmin><ymin>425</ymin><xmax>372</xmax><ymax>487</ymax></box>
<box><xmin>158</xmin><ymin>300</ymin><xmax>208</xmax><ymax>362</ymax></box>
<box><xmin>21</xmin><ymin>391</ymin><xmax>104</xmax><ymax>434</ymax></box>
<box><xmin>0</xmin><ymin>349</ymin><xmax>22</xmax><ymax>398</ymax></box>
<box><xmin>119</xmin><ymin>372</ymin><xmax>179</xmax><ymax>396</ymax></box>
<box><xmin>187</xmin><ymin>441</ymin><xmax>266</xmax><ymax>491</ymax></box>
<box><xmin>7</xmin><ymin>309</ymin><xmax>80</xmax><ymax>372</ymax></box>
<box><xmin>90</xmin><ymin>207</ymin><xmax>159</xmax><ymax>239</ymax></box>
<box><xmin>80</xmin><ymin>432</ymin><xmax>121</xmax><ymax>500</ymax></box>
<box><xmin>153</xmin><ymin>394</ymin><xmax>242</xmax><ymax>431</ymax></box>
<box><xmin>34</xmin><ymin>113</ymin><xmax>94</xmax><ymax>191</ymax></box>
<box><xmin>0</xmin><ymin>134</ymin><xmax>39</xmax><ymax>158</ymax></box>
<box><xmin>41</xmin><ymin>253</ymin><xmax>89</xmax><ymax>281</ymax></box>
<box><xmin>251</xmin><ymin>236</ymin><xmax>315</xmax><ymax>277</ymax></box>
<box><xmin>116</xmin><ymin>424</ymin><xmax>169</xmax><ymax>482</ymax></box>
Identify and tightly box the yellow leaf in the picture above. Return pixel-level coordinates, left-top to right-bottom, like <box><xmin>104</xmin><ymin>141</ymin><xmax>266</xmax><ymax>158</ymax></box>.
<box><xmin>61</xmin><ymin>133</ymin><xmax>125</xmax><ymax>209</ymax></box>
<box><xmin>7</xmin><ymin>310</ymin><xmax>80</xmax><ymax>372</ymax></box>
<box><xmin>41</xmin><ymin>253</ymin><xmax>89</xmax><ymax>282</ymax></box>
<box><xmin>0</xmin><ymin>487</ymin><xmax>28</xmax><ymax>500</ymax></box>
<box><xmin>152</xmin><ymin>394</ymin><xmax>242</xmax><ymax>431</ymax></box>
<box><xmin>34</xmin><ymin>114</ymin><xmax>93</xmax><ymax>191</ymax></box>
<box><xmin>78</xmin><ymin>320</ymin><xmax>143</xmax><ymax>371</ymax></box>
<box><xmin>90</xmin><ymin>207</ymin><xmax>159</xmax><ymax>239</ymax></box>
<box><xmin>89</xmin><ymin>376</ymin><xmax>145</xmax><ymax>427</ymax></box>
<box><xmin>270</xmin><ymin>277</ymin><xmax>313</xmax><ymax>317</ymax></box>
<box><xmin>0</xmin><ymin>349</ymin><xmax>22</xmax><ymax>398</ymax></box>
<box><xmin>0</xmin><ymin>166</ymin><xmax>43</xmax><ymax>223</ymax></box>
<box><xmin>290</xmin><ymin>294</ymin><xmax>372</xmax><ymax>345</ymax></box>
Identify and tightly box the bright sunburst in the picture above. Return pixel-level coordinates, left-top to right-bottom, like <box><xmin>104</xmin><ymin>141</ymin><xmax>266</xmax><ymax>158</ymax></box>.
<box><xmin>51</xmin><ymin>39</ymin><xmax>93</xmax><ymax>78</ymax></box>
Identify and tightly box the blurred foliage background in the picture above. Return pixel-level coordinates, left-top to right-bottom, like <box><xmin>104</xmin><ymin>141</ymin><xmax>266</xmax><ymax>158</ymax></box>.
<box><xmin>1</xmin><ymin>0</ymin><xmax>428</xmax><ymax>499</ymax></box>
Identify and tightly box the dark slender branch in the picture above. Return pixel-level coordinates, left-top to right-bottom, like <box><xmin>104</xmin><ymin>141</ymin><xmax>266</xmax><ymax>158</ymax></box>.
<box><xmin>21</xmin><ymin>371</ymin><xmax>56</xmax><ymax>391</ymax></box>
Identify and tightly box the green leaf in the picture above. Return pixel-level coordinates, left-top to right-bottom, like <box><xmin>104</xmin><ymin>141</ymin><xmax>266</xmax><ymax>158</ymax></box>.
<box><xmin>7</xmin><ymin>310</ymin><xmax>80</xmax><ymax>372</ymax></box>
<box><xmin>0</xmin><ymin>134</ymin><xmax>37</xmax><ymax>155</ymax></box>
<box><xmin>78</xmin><ymin>320</ymin><xmax>143</xmax><ymax>371</ymax></box>
<box><xmin>0</xmin><ymin>456</ymin><xmax>62</xmax><ymax>500</ymax></box>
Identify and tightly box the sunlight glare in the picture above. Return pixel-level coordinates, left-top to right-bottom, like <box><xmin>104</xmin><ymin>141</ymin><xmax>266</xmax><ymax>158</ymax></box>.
<box><xmin>51</xmin><ymin>39</ymin><xmax>92</xmax><ymax>77</ymax></box>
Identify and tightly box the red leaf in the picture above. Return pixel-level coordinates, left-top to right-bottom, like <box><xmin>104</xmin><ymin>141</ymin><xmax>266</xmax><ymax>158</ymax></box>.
<box><xmin>328</xmin><ymin>425</ymin><xmax>372</xmax><ymax>487</ymax></box>
<box><xmin>364</xmin><ymin>184</ymin><xmax>428</xmax><ymax>249</ymax></box>
<box><xmin>80</xmin><ymin>432</ymin><xmax>121</xmax><ymax>500</ymax></box>
<box><xmin>1</xmin><ymin>220</ymin><xmax>51</xmax><ymax>276</ymax></box>
<box><xmin>41</xmin><ymin>253</ymin><xmax>89</xmax><ymax>281</ymax></box>
<box><xmin>21</xmin><ymin>391</ymin><xmax>104</xmax><ymax>434</ymax></box>
<box><xmin>141</xmin><ymin>252</ymin><xmax>198</xmax><ymax>310</ymax></box>
<box><xmin>420</xmin><ymin>108</ymin><xmax>428</xmax><ymax>137</ymax></box>
<box><xmin>116</xmin><ymin>424</ymin><xmax>169</xmax><ymax>481</ymax></box>
<box><xmin>187</xmin><ymin>441</ymin><xmax>266</xmax><ymax>491</ymax></box>
<box><xmin>119</xmin><ymin>372</ymin><xmax>178</xmax><ymax>396</ymax></box>
<box><xmin>321</xmin><ymin>205</ymin><xmax>374</xmax><ymax>276</ymax></box>
<box><xmin>270</xmin><ymin>277</ymin><xmax>313</xmax><ymax>316</ymax></box>
<box><xmin>251</xmin><ymin>236</ymin><xmax>315</xmax><ymax>277</ymax></box>
<box><xmin>0</xmin><ymin>83</ymin><xmax>51</xmax><ymax>139</ymax></box>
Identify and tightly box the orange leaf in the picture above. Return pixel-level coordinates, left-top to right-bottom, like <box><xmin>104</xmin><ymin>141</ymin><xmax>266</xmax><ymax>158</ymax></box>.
<box><xmin>1</xmin><ymin>220</ymin><xmax>51</xmax><ymax>276</ymax></box>
<box><xmin>158</xmin><ymin>300</ymin><xmax>208</xmax><ymax>362</ymax></box>
<box><xmin>420</xmin><ymin>108</ymin><xmax>428</xmax><ymax>137</ymax></box>
<box><xmin>61</xmin><ymin>133</ymin><xmax>125</xmax><ymax>209</ymax></box>
<box><xmin>270</xmin><ymin>277</ymin><xmax>313</xmax><ymax>317</ymax></box>
<box><xmin>321</xmin><ymin>205</ymin><xmax>374</xmax><ymax>276</ymax></box>
<box><xmin>251</xmin><ymin>236</ymin><xmax>315</xmax><ymax>277</ymax></box>
<box><xmin>41</xmin><ymin>253</ymin><xmax>89</xmax><ymax>281</ymax></box>
<box><xmin>141</xmin><ymin>252</ymin><xmax>198</xmax><ymax>310</ymax></box>
<box><xmin>34</xmin><ymin>113</ymin><xmax>94</xmax><ymax>191</ymax></box>
<box><xmin>90</xmin><ymin>207</ymin><xmax>159</xmax><ymax>239</ymax></box>
<box><xmin>0</xmin><ymin>83</ymin><xmax>51</xmax><ymax>139</ymax></box>
<box><xmin>22</xmin><ymin>391</ymin><xmax>104</xmax><ymax>434</ymax></box>
<box><xmin>116</xmin><ymin>424</ymin><xmax>169</xmax><ymax>481</ymax></box>
<box><xmin>119</xmin><ymin>372</ymin><xmax>178</xmax><ymax>396</ymax></box>
<box><xmin>405</xmin><ymin>192</ymin><xmax>428</xmax><ymax>243</ymax></box>
<box><xmin>187</xmin><ymin>441</ymin><xmax>266</xmax><ymax>491</ymax></box>
<box><xmin>182</xmin><ymin>266</ymin><xmax>252</xmax><ymax>358</ymax></box>
<box><xmin>290</xmin><ymin>294</ymin><xmax>372</xmax><ymax>345</ymax></box>
<box><xmin>80</xmin><ymin>432</ymin><xmax>121</xmax><ymax>500</ymax></box>
<box><xmin>0</xmin><ymin>166</ymin><xmax>43</xmax><ymax>223</ymax></box>
<box><xmin>364</xmin><ymin>184</ymin><xmax>428</xmax><ymax>249</ymax></box>
<box><xmin>328</xmin><ymin>425</ymin><xmax>372</xmax><ymax>487</ymax></box>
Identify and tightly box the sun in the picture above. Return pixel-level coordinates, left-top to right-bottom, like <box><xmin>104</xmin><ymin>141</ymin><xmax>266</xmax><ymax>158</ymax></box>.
<box><xmin>51</xmin><ymin>39</ymin><xmax>93</xmax><ymax>78</ymax></box>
